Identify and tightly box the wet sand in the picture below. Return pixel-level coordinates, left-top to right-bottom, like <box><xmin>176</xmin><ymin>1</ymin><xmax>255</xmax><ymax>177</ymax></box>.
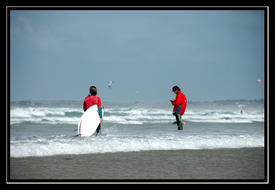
<box><xmin>10</xmin><ymin>147</ymin><xmax>265</xmax><ymax>181</ymax></box>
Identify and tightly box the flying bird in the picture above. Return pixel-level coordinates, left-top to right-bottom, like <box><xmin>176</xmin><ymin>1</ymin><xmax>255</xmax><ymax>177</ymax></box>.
<box><xmin>107</xmin><ymin>81</ymin><xmax>114</xmax><ymax>88</ymax></box>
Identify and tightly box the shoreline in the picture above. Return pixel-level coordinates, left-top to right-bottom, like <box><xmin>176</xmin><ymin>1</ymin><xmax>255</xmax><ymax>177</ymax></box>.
<box><xmin>10</xmin><ymin>147</ymin><xmax>265</xmax><ymax>180</ymax></box>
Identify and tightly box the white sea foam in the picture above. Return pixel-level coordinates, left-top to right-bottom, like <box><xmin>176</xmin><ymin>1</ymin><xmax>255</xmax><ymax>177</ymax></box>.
<box><xmin>10</xmin><ymin>107</ymin><xmax>82</xmax><ymax>125</ymax></box>
<box><xmin>10</xmin><ymin>101</ymin><xmax>265</xmax><ymax>158</ymax></box>
<box><xmin>10</xmin><ymin>134</ymin><xmax>264</xmax><ymax>157</ymax></box>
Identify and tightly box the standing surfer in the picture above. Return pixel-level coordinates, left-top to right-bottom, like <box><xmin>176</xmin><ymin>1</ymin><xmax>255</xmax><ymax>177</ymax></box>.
<box><xmin>83</xmin><ymin>86</ymin><xmax>103</xmax><ymax>135</ymax></box>
<box><xmin>170</xmin><ymin>86</ymin><xmax>187</xmax><ymax>130</ymax></box>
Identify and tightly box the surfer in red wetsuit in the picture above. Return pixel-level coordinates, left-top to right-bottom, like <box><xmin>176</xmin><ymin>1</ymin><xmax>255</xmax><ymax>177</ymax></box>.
<box><xmin>170</xmin><ymin>86</ymin><xmax>187</xmax><ymax>130</ymax></box>
<box><xmin>83</xmin><ymin>86</ymin><xmax>103</xmax><ymax>135</ymax></box>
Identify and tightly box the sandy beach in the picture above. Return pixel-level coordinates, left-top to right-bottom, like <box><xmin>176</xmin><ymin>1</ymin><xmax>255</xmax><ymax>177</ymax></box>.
<box><xmin>10</xmin><ymin>147</ymin><xmax>265</xmax><ymax>181</ymax></box>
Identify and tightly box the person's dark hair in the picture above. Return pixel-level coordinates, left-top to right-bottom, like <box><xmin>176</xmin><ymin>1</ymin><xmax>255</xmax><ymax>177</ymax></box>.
<box><xmin>89</xmin><ymin>86</ymin><xmax>97</xmax><ymax>95</ymax></box>
<box><xmin>172</xmin><ymin>85</ymin><xmax>181</xmax><ymax>92</ymax></box>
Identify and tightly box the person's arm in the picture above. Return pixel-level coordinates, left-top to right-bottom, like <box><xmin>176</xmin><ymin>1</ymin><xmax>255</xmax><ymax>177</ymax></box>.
<box><xmin>98</xmin><ymin>107</ymin><xmax>102</xmax><ymax>118</ymax></box>
<box><xmin>172</xmin><ymin>95</ymin><xmax>182</xmax><ymax>107</ymax></box>
<box><xmin>97</xmin><ymin>97</ymin><xmax>103</xmax><ymax>123</ymax></box>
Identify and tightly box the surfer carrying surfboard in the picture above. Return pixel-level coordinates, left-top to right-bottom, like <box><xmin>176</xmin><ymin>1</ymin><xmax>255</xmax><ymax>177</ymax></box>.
<box><xmin>170</xmin><ymin>85</ymin><xmax>187</xmax><ymax>130</ymax></box>
<box><xmin>83</xmin><ymin>86</ymin><xmax>103</xmax><ymax>135</ymax></box>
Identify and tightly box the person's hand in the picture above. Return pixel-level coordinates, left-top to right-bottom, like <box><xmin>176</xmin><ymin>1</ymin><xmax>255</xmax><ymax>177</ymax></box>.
<box><xmin>100</xmin><ymin>118</ymin><xmax>103</xmax><ymax>123</ymax></box>
<box><xmin>170</xmin><ymin>99</ymin><xmax>175</xmax><ymax>102</ymax></box>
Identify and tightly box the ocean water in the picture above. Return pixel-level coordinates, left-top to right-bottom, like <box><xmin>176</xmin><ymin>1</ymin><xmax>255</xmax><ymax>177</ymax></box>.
<box><xmin>10</xmin><ymin>100</ymin><xmax>265</xmax><ymax>158</ymax></box>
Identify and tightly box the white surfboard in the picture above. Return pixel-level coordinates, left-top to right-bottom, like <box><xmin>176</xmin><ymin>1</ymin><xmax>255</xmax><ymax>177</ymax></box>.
<box><xmin>77</xmin><ymin>105</ymin><xmax>102</xmax><ymax>137</ymax></box>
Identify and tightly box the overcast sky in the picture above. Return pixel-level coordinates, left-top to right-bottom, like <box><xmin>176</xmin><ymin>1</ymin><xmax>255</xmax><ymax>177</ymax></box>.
<box><xmin>10</xmin><ymin>10</ymin><xmax>265</xmax><ymax>102</ymax></box>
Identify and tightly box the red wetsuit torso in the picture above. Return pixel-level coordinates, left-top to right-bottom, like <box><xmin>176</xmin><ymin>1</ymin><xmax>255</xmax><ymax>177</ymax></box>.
<box><xmin>171</xmin><ymin>91</ymin><xmax>187</xmax><ymax>115</ymax></box>
<box><xmin>83</xmin><ymin>95</ymin><xmax>102</xmax><ymax>111</ymax></box>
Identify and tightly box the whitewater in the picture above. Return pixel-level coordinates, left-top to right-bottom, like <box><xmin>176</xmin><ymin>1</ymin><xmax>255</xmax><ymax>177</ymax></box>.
<box><xmin>9</xmin><ymin>100</ymin><xmax>265</xmax><ymax>157</ymax></box>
